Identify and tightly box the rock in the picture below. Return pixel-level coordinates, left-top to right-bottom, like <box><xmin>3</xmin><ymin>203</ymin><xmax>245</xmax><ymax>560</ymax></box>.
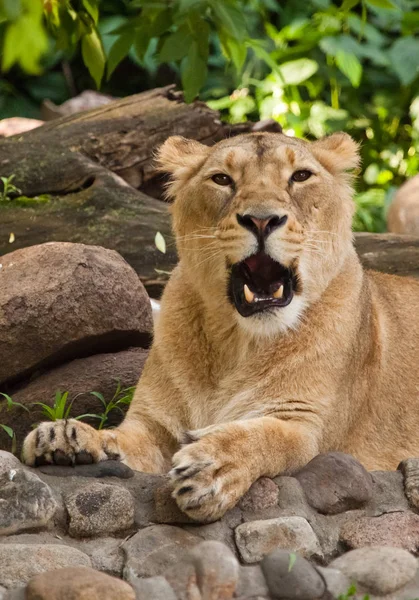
<box><xmin>387</xmin><ymin>175</ymin><xmax>419</xmax><ymax>236</ymax></box>
<box><xmin>0</xmin><ymin>544</ymin><xmax>91</xmax><ymax>588</ymax></box>
<box><xmin>0</xmin><ymin>117</ymin><xmax>43</xmax><ymax>137</ymax></box>
<box><xmin>261</xmin><ymin>548</ymin><xmax>325</xmax><ymax>600</ymax></box>
<box><xmin>38</xmin><ymin>461</ymin><xmax>134</xmax><ymax>479</ymax></box>
<box><xmin>0</xmin><ymin>451</ymin><xmax>21</xmax><ymax>476</ymax></box>
<box><xmin>316</xmin><ymin>566</ymin><xmax>352</xmax><ymax>598</ymax></box>
<box><xmin>123</xmin><ymin>524</ymin><xmax>200</xmax><ymax>580</ymax></box>
<box><xmin>398</xmin><ymin>457</ymin><xmax>419</xmax><ymax>510</ymax></box>
<box><xmin>154</xmin><ymin>479</ymin><xmax>196</xmax><ymax>524</ymax></box>
<box><xmin>0</xmin><ymin>469</ymin><xmax>57</xmax><ymax>536</ymax></box>
<box><xmin>274</xmin><ymin>476</ymin><xmax>313</xmax><ymax>519</ymax></box>
<box><xmin>311</xmin><ymin>511</ymin><xmax>364</xmax><ymax>562</ymax></box>
<box><xmin>130</xmin><ymin>576</ymin><xmax>177</xmax><ymax>600</ymax></box>
<box><xmin>367</xmin><ymin>470</ymin><xmax>409</xmax><ymax>516</ymax></box>
<box><xmin>0</xmin><ymin>586</ymin><xmax>5</xmax><ymax>600</ymax></box>
<box><xmin>0</xmin><ymin>242</ymin><xmax>152</xmax><ymax>387</ymax></box>
<box><xmin>236</xmin><ymin>566</ymin><xmax>270</xmax><ymax>598</ymax></box>
<box><xmin>355</xmin><ymin>232</ymin><xmax>419</xmax><ymax>280</ymax></box>
<box><xmin>235</xmin><ymin>517</ymin><xmax>322</xmax><ymax>564</ymax></box>
<box><xmin>1</xmin><ymin>348</ymin><xmax>148</xmax><ymax>453</ymax></box>
<box><xmin>65</xmin><ymin>482</ymin><xmax>134</xmax><ymax>537</ymax></box>
<box><xmin>330</xmin><ymin>546</ymin><xmax>417</xmax><ymax>595</ymax></box>
<box><xmin>25</xmin><ymin>566</ymin><xmax>135</xmax><ymax>600</ymax></box>
<box><xmin>340</xmin><ymin>512</ymin><xmax>419</xmax><ymax>552</ymax></box>
<box><xmin>165</xmin><ymin>541</ymin><xmax>239</xmax><ymax>599</ymax></box>
<box><xmin>2</xmin><ymin>589</ymin><xmax>26</xmax><ymax>600</ymax></box>
<box><xmin>183</xmin><ymin>520</ymin><xmax>237</xmax><ymax>554</ymax></box>
<box><xmin>239</xmin><ymin>478</ymin><xmax>279</xmax><ymax>512</ymax></box>
<box><xmin>294</xmin><ymin>452</ymin><xmax>373</xmax><ymax>515</ymax></box>
<box><xmin>76</xmin><ymin>537</ymin><xmax>125</xmax><ymax>578</ymax></box>
<box><xmin>41</xmin><ymin>90</ymin><xmax>115</xmax><ymax>120</ymax></box>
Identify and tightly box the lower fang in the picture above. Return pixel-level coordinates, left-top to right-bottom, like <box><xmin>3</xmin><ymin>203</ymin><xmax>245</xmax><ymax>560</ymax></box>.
<box><xmin>273</xmin><ymin>285</ymin><xmax>284</xmax><ymax>299</ymax></box>
<box><xmin>244</xmin><ymin>284</ymin><xmax>255</xmax><ymax>303</ymax></box>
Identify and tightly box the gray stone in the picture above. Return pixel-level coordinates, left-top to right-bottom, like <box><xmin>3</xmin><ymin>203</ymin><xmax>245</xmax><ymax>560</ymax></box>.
<box><xmin>76</xmin><ymin>537</ymin><xmax>125</xmax><ymax>577</ymax></box>
<box><xmin>239</xmin><ymin>478</ymin><xmax>279</xmax><ymax>512</ymax></box>
<box><xmin>0</xmin><ymin>451</ymin><xmax>21</xmax><ymax>476</ymax></box>
<box><xmin>340</xmin><ymin>512</ymin><xmax>419</xmax><ymax>552</ymax></box>
<box><xmin>261</xmin><ymin>548</ymin><xmax>325</xmax><ymax>600</ymax></box>
<box><xmin>25</xmin><ymin>566</ymin><xmax>135</xmax><ymax>600</ymax></box>
<box><xmin>316</xmin><ymin>566</ymin><xmax>352</xmax><ymax>599</ymax></box>
<box><xmin>294</xmin><ymin>452</ymin><xmax>373</xmax><ymax>515</ymax></box>
<box><xmin>38</xmin><ymin>461</ymin><xmax>134</xmax><ymax>479</ymax></box>
<box><xmin>312</xmin><ymin>510</ymin><xmax>364</xmax><ymax>561</ymax></box>
<box><xmin>330</xmin><ymin>546</ymin><xmax>417</xmax><ymax>595</ymax></box>
<box><xmin>130</xmin><ymin>576</ymin><xmax>177</xmax><ymax>600</ymax></box>
<box><xmin>183</xmin><ymin>519</ymin><xmax>237</xmax><ymax>554</ymax></box>
<box><xmin>274</xmin><ymin>476</ymin><xmax>312</xmax><ymax>519</ymax></box>
<box><xmin>0</xmin><ymin>469</ymin><xmax>58</xmax><ymax>536</ymax></box>
<box><xmin>65</xmin><ymin>482</ymin><xmax>134</xmax><ymax>537</ymax></box>
<box><xmin>164</xmin><ymin>541</ymin><xmax>239</xmax><ymax>600</ymax></box>
<box><xmin>0</xmin><ymin>544</ymin><xmax>91</xmax><ymax>588</ymax></box>
<box><xmin>2</xmin><ymin>589</ymin><xmax>26</xmax><ymax>600</ymax></box>
<box><xmin>154</xmin><ymin>479</ymin><xmax>196</xmax><ymax>524</ymax></box>
<box><xmin>399</xmin><ymin>457</ymin><xmax>419</xmax><ymax>510</ymax></box>
<box><xmin>367</xmin><ymin>470</ymin><xmax>409</xmax><ymax>516</ymax></box>
<box><xmin>235</xmin><ymin>517</ymin><xmax>322</xmax><ymax>564</ymax></box>
<box><xmin>0</xmin><ymin>586</ymin><xmax>5</xmax><ymax>600</ymax></box>
<box><xmin>236</xmin><ymin>566</ymin><xmax>270</xmax><ymax>598</ymax></box>
<box><xmin>123</xmin><ymin>524</ymin><xmax>200</xmax><ymax>580</ymax></box>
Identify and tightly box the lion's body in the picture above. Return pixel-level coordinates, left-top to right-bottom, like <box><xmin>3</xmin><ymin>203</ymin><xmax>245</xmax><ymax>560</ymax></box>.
<box><xmin>23</xmin><ymin>131</ymin><xmax>419</xmax><ymax>521</ymax></box>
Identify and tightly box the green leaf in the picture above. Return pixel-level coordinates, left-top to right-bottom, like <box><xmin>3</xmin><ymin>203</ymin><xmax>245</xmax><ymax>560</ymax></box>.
<box><xmin>365</xmin><ymin>0</ymin><xmax>396</xmax><ymax>8</ymax></box>
<box><xmin>133</xmin><ymin>26</ymin><xmax>152</xmax><ymax>62</ymax></box>
<box><xmin>336</xmin><ymin>50</ymin><xmax>362</xmax><ymax>87</ymax></box>
<box><xmin>159</xmin><ymin>27</ymin><xmax>193</xmax><ymax>62</ymax></box>
<box><xmin>288</xmin><ymin>552</ymin><xmax>297</xmax><ymax>572</ymax></box>
<box><xmin>0</xmin><ymin>423</ymin><xmax>14</xmax><ymax>438</ymax></box>
<box><xmin>278</xmin><ymin>58</ymin><xmax>319</xmax><ymax>86</ymax></box>
<box><xmin>2</xmin><ymin>10</ymin><xmax>48</xmax><ymax>74</ymax></box>
<box><xmin>181</xmin><ymin>42</ymin><xmax>208</xmax><ymax>102</ymax></box>
<box><xmin>107</xmin><ymin>30</ymin><xmax>135</xmax><ymax>80</ymax></box>
<box><xmin>149</xmin><ymin>8</ymin><xmax>172</xmax><ymax>37</ymax></box>
<box><xmin>341</xmin><ymin>0</ymin><xmax>360</xmax><ymax>9</ymax></box>
<box><xmin>155</xmin><ymin>231</ymin><xmax>167</xmax><ymax>254</ymax></box>
<box><xmin>388</xmin><ymin>37</ymin><xmax>419</xmax><ymax>86</ymax></box>
<box><xmin>81</xmin><ymin>26</ymin><xmax>106</xmax><ymax>88</ymax></box>
<box><xmin>209</xmin><ymin>0</ymin><xmax>247</xmax><ymax>41</ymax></box>
<box><xmin>221</xmin><ymin>36</ymin><xmax>247</xmax><ymax>72</ymax></box>
<box><xmin>81</xmin><ymin>0</ymin><xmax>99</xmax><ymax>23</ymax></box>
<box><xmin>1</xmin><ymin>0</ymin><xmax>21</xmax><ymax>20</ymax></box>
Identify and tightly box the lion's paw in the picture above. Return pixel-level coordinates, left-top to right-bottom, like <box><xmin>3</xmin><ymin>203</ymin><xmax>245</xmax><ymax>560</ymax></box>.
<box><xmin>22</xmin><ymin>419</ymin><xmax>120</xmax><ymax>467</ymax></box>
<box><xmin>170</xmin><ymin>430</ymin><xmax>249</xmax><ymax>522</ymax></box>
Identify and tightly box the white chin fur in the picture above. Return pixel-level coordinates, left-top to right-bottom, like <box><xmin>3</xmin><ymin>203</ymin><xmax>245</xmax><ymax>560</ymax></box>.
<box><xmin>236</xmin><ymin>295</ymin><xmax>307</xmax><ymax>337</ymax></box>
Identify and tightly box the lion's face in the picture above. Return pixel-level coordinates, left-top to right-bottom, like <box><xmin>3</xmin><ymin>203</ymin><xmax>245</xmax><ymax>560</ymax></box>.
<box><xmin>158</xmin><ymin>131</ymin><xmax>359</xmax><ymax>336</ymax></box>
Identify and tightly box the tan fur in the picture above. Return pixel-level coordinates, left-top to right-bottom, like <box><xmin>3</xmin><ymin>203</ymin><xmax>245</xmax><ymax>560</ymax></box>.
<box><xmin>23</xmin><ymin>132</ymin><xmax>419</xmax><ymax>522</ymax></box>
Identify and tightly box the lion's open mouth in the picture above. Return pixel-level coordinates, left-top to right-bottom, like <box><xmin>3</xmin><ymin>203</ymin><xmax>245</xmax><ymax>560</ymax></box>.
<box><xmin>229</xmin><ymin>251</ymin><xmax>297</xmax><ymax>317</ymax></box>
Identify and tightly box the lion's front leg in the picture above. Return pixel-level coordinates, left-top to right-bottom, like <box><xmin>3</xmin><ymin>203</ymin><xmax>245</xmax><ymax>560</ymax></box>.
<box><xmin>171</xmin><ymin>416</ymin><xmax>319</xmax><ymax>522</ymax></box>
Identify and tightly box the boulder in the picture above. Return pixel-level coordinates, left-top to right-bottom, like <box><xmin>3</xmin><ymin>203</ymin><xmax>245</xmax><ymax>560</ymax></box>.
<box><xmin>387</xmin><ymin>175</ymin><xmax>419</xmax><ymax>235</ymax></box>
<box><xmin>65</xmin><ymin>482</ymin><xmax>135</xmax><ymax>538</ymax></box>
<box><xmin>355</xmin><ymin>232</ymin><xmax>419</xmax><ymax>280</ymax></box>
<box><xmin>0</xmin><ymin>242</ymin><xmax>152</xmax><ymax>386</ymax></box>
<box><xmin>238</xmin><ymin>478</ymin><xmax>279</xmax><ymax>513</ymax></box>
<box><xmin>0</xmin><ymin>469</ymin><xmax>58</xmax><ymax>536</ymax></box>
<box><xmin>294</xmin><ymin>452</ymin><xmax>373</xmax><ymax>515</ymax></box>
<box><xmin>0</xmin><ymin>348</ymin><xmax>148</xmax><ymax>453</ymax></box>
<box><xmin>235</xmin><ymin>517</ymin><xmax>322</xmax><ymax>564</ymax></box>
<box><xmin>122</xmin><ymin>524</ymin><xmax>201</xmax><ymax>580</ymax></box>
<box><xmin>330</xmin><ymin>546</ymin><xmax>417</xmax><ymax>595</ymax></box>
<box><xmin>261</xmin><ymin>549</ymin><xmax>325</xmax><ymax>600</ymax></box>
<box><xmin>25</xmin><ymin>566</ymin><xmax>135</xmax><ymax>600</ymax></box>
<box><xmin>340</xmin><ymin>512</ymin><xmax>419</xmax><ymax>552</ymax></box>
<box><xmin>0</xmin><ymin>544</ymin><xmax>91</xmax><ymax>588</ymax></box>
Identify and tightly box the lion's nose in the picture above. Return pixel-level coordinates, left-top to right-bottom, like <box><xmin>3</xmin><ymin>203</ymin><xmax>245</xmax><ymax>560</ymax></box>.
<box><xmin>236</xmin><ymin>213</ymin><xmax>288</xmax><ymax>238</ymax></box>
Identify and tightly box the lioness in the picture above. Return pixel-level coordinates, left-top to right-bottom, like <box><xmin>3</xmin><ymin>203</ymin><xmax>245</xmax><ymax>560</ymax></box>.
<box><xmin>23</xmin><ymin>131</ymin><xmax>419</xmax><ymax>522</ymax></box>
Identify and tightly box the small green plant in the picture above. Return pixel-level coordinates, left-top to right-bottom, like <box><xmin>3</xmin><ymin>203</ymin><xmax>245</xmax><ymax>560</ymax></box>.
<box><xmin>0</xmin><ymin>392</ymin><xmax>29</xmax><ymax>454</ymax></box>
<box><xmin>338</xmin><ymin>584</ymin><xmax>370</xmax><ymax>600</ymax></box>
<box><xmin>0</xmin><ymin>174</ymin><xmax>21</xmax><ymax>202</ymax></box>
<box><xmin>89</xmin><ymin>381</ymin><xmax>135</xmax><ymax>430</ymax></box>
<box><xmin>288</xmin><ymin>552</ymin><xmax>297</xmax><ymax>572</ymax></box>
<box><xmin>33</xmin><ymin>390</ymin><xmax>94</xmax><ymax>422</ymax></box>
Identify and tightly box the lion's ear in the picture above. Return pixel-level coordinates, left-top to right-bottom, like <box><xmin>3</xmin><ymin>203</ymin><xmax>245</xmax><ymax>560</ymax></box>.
<box><xmin>156</xmin><ymin>136</ymin><xmax>210</xmax><ymax>196</ymax></box>
<box><xmin>311</xmin><ymin>132</ymin><xmax>360</xmax><ymax>175</ymax></box>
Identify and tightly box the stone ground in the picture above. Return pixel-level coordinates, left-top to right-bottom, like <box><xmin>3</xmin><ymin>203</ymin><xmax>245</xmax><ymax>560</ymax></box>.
<box><xmin>2</xmin><ymin>450</ymin><xmax>419</xmax><ymax>599</ymax></box>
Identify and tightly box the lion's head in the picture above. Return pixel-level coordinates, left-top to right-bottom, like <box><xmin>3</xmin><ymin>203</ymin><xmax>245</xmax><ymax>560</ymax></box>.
<box><xmin>157</xmin><ymin>131</ymin><xmax>360</xmax><ymax>336</ymax></box>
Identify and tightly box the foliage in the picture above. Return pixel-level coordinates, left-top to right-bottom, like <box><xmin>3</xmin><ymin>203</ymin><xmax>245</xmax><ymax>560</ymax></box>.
<box><xmin>0</xmin><ymin>1</ymin><xmax>419</xmax><ymax>232</ymax></box>
<box><xmin>0</xmin><ymin>392</ymin><xmax>29</xmax><ymax>453</ymax></box>
<box><xmin>338</xmin><ymin>583</ymin><xmax>370</xmax><ymax>600</ymax></box>
<box><xmin>0</xmin><ymin>174</ymin><xmax>21</xmax><ymax>202</ymax></box>
<box><xmin>88</xmin><ymin>382</ymin><xmax>136</xmax><ymax>430</ymax></box>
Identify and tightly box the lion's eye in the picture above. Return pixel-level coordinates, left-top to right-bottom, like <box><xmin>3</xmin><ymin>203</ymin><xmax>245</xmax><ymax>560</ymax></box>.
<box><xmin>291</xmin><ymin>170</ymin><xmax>312</xmax><ymax>183</ymax></box>
<box><xmin>211</xmin><ymin>173</ymin><xmax>233</xmax><ymax>186</ymax></box>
